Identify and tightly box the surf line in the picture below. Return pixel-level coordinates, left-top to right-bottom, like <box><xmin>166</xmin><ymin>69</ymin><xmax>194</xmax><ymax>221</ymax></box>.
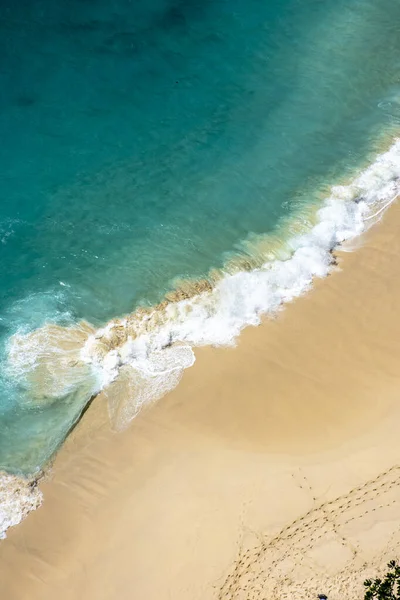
<box><xmin>7</xmin><ymin>138</ymin><xmax>400</xmax><ymax>434</ymax></box>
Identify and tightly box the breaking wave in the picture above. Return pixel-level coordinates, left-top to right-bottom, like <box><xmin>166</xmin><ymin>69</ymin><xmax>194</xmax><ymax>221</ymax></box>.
<box><xmin>6</xmin><ymin>139</ymin><xmax>400</xmax><ymax>433</ymax></box>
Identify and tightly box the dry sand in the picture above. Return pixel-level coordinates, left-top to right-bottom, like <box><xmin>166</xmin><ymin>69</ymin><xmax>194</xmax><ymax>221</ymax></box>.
<box><xmin>1</xmin><ymin>203</ymin><xmax>400</xmax><ymax>600</ymax></box>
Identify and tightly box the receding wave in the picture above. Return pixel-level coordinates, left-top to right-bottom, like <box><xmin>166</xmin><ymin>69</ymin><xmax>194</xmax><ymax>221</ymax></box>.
<box><xmin>7</xmin><ymin>321</ymin><xmax>96</xmax><ymax>404</ymax></box>
<box><xmin>2</xmin><ymin>137</ymin><xmax>400</xmax><ymax>538</ymax></box>
<box><xmin>0</xmin><ymin>472</ymin><xmax>43</xmax><ymax>539</ymax></box>
<box><xmin>6</xmin><ymin>139</ymin><xmax>400</xmax><ymax>434</ymax></box>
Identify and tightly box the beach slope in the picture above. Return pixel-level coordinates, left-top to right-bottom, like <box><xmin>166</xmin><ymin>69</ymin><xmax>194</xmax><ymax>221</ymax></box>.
<box><xmin>1</xmin><ymin>205</ymin><xmax>400</xmax><ymax>599</ymax></box>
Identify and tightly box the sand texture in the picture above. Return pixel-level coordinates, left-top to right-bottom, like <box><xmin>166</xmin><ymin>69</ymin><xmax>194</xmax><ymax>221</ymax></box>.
<box><xmin>1</xmin><ymin>203</ymin><xmax>400</xmax><ymax>599</ymax></box>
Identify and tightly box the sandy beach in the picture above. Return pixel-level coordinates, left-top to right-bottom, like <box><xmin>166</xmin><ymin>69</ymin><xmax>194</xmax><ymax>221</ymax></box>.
<box><xmin>1</xmin><ymin>201</ymin><xmax>400</xmax><ymax>599</ymax></box>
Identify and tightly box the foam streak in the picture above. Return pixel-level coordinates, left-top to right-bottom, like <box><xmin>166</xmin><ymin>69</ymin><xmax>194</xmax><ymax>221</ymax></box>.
<box><xmin>81</xmin><ymin>139</ymin><xmax>400</xmax><ymax>428</ymax></box>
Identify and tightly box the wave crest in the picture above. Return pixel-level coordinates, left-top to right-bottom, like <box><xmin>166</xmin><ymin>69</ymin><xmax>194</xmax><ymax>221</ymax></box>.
<box><xmin>6</xmin><ymin>139</ymin><xmax>400</xmax><ymax>426</ymax></box>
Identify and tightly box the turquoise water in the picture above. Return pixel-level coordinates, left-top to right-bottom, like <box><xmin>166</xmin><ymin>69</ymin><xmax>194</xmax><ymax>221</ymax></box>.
<box><xmin>1</xmin><ymin>0</ymin><xmax>400</xmax><ymax>474</ymax></box>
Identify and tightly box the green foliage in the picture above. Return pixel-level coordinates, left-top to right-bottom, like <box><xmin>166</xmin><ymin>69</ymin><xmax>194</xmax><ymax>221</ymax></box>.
<box><xmin>364</xmin><ymin>561</ymin><xmax>400</xmax><ymax>600</ymax></box>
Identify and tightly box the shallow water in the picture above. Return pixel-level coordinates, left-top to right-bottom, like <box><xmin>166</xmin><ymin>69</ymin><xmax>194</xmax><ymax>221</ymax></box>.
<box><xmin>1</xmin><ymin>0</ymin><xmax>400</xmax><ymax>474</ymax></box>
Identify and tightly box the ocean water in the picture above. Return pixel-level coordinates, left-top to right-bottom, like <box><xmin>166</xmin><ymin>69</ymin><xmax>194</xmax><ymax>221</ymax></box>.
<box><xmin>1</xmin><ymin>0</ymin><xmax>400</xmax><ymax>474</ymax></box>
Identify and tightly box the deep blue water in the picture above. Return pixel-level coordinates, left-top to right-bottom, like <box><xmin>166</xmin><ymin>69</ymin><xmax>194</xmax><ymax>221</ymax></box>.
<box><xmin>1</xmin><ymin>0</ymin><xmax>400</xmax><ymax>474</ymax></box>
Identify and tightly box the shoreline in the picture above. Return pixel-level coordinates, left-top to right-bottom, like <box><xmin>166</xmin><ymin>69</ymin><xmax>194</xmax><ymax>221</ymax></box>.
<box><xmin>1</xmin><ymin>197</ymin><xmax>400</xmax><ymax>598</ymax></box>
<box><xmin>6</xmin><ymin>135</ymin><xmax>400</xmax><ymax>457</ymax></box>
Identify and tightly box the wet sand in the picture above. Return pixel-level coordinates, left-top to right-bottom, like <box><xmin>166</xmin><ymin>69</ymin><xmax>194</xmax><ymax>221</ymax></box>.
<box><xmin>1</xmin><ymin>202</ymin><xmax>400</xmax><ymax>599</ymax></box>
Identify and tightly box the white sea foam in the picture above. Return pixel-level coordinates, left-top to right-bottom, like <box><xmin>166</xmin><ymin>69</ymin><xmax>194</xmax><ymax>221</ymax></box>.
<box><xmin>0</xmin><ymin>218</ymin><xmax>21</xmax><ymax>245</ymax></box>
<box><xmin>0</xmin><ymin>472</ymin><xmax>43</xmax><ymax>539</ymax></box>
<box><xmin>6</xmin><ymin>139</ymin><xmax>400</xmax><ymax>426</ymax></box>
<box><xmin>2</xmin><ymin>138</ymin><xmax>400</xmax><ymax>535</ymax></box>
<box><xmin>104</xmin><ymin>346</ymin><xmax>195</xmax><ymax>430</ymax></box>
<box><xmin>79</xmin><ymin>139</ymin><xmax>400</xmax><ymax>429</ymax></box>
